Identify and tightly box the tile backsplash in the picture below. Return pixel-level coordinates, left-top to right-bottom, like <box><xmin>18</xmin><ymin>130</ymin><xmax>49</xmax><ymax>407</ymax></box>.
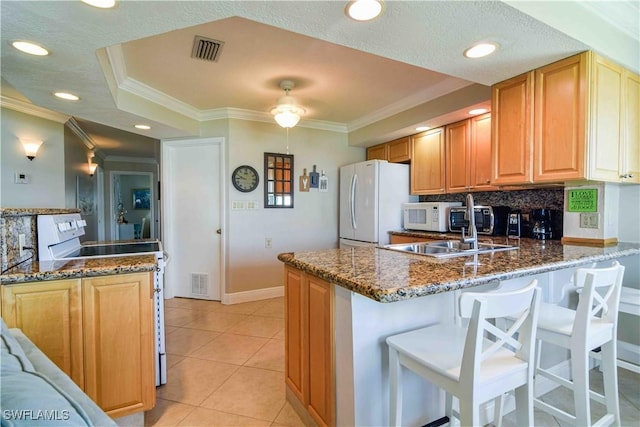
<box><xmin>419</xmin><ymin>188</ymin><xmax>564</xmax><ymax>211</ymax></box>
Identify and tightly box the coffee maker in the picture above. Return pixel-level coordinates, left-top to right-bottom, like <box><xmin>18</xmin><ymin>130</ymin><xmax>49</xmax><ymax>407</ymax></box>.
<box><xmin>531</xmin><ymin>208</ymin><xmax>562</xmax><ymax>240</ymax></box>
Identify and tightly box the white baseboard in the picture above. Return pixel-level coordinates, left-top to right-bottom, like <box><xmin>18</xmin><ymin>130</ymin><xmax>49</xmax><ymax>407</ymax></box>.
<box><xmin>222</xmin><ymin>285</ymin><xmax>284</xmax><ymax>305</ymax></box>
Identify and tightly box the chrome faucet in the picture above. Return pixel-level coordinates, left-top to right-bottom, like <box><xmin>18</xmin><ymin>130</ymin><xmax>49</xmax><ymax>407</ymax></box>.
<box><xmin>460</xmin><ymin>193</ymin><xmax>478</xmax><ymax>250</ymax></box>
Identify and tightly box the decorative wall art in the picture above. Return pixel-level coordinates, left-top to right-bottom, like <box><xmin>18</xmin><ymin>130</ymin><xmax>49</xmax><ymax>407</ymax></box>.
<box><xmin>132</xmin><ymin>188</ymin><xmax>151</xmax><ymax>210</ymax></box>
<box><xmin>264</xmin><ymin>152</ymin><xmax>294</xmax><ymax>208</ymax></box>
<box><xmin>299</xmin><ymin>168</ymin><xmax>310</xmax><ymax>192</ymax></box>
<box><xmin>76</xmin><ymin>175</ymin><xmax>95</xmax><ymax>215</ymax></box>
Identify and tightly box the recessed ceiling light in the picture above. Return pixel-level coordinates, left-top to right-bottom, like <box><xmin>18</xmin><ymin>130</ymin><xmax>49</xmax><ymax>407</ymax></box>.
<box><xmin>464</xmin><ymin>42</ymin><xmax>498</xmax><ymax>59</ymax></box>
<box><xmin>416</xmin><ymin>126</ymin><xmax>431</xmax><ymax>132</ymax></box>
<box><xmin>135</xmin><ymin>124</ymin><xmax>151</xmax><ymax>130</ymax></box>
<box><xmin>53</xmin><ymin>92</ymin><xmax>80</xmax><ymax>101</ymax></box>
<box><xmin>346</xmin><ymin>0</ymin><xmax>384</xmax><ymax>21</ymax></box>
<box><xmin>469</xmin><ymin>108</ymin><xmax>489</xmax><ymax>115</ymax></box>
<box><xmin>12</xmin><ymin>41</ymin><xmax>49</xmax><ymax>56</ymax></box>
<box><xmin>81</xmin><ymin>0</ymin><xmax>117</xmax><ymax>8</ymax></box>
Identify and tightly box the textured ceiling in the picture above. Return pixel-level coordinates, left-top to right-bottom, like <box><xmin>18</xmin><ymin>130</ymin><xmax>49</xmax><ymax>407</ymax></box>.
<box><xmin>1</xmin><ymin>1</ymin><xmax>638</xmax><ymax>158</ymax></box>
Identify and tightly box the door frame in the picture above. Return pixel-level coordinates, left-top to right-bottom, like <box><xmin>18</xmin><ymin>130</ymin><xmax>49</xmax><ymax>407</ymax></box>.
<box><xmin>161</xmin><ymin>137</ymin><xmax>226</xmax><ymax>300</ymax></box>
<box><xmin>108</xmin><ymin>171</ymin><xmax>155</xmax><ymax>240</ymax></box>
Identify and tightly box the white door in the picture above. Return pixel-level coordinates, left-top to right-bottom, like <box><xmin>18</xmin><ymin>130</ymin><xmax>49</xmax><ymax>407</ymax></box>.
<box><xmin>353</xmin><ymin>161</ymin><xmax>379</xmax><ymax>243</ymax></box>
<box><xmin>162</xmin><ymin>138</ymin><xmax>224</xmax><ymax>300</ymax></box>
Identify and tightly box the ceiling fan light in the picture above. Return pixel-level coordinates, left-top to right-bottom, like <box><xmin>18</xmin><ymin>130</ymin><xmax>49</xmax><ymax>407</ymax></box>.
<box><xmin>273</xmin><ymin>110</ymin><xmax>301</xmax><ymax>128</ymax></box>
<box><xmin>346</xmin><ymin>0</ymin><xmax>384</xmax><ymax>21</ymax></box>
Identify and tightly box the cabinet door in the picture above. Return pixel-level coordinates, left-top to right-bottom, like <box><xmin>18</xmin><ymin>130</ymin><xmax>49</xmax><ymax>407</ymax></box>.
<box><xmin>411</xmin><ymin>128</ymin><xmax>446</xmax><ymax>194</ymax></box>
<box><xmin>82</xmin><ymin>272</ymin><xmax>155</xmax><ymax>418</ymax></box>
<box><xmin>534</xmin><ymin>53</ymin><xmax>587</xmax><ymax>182</ymax></box>
<box><xmin>469</xmin><ymin>113</ymin><xmax>495</xmax><ymax>190</ymax></box>
<box><xmin>367</xmin><ymin>144</ymin><xmax>388</xmax><ymax>161</ymax></box>
<box><xmin>306</xmin><ymin>274</ymin><xmax>334</xmax><ymax>427</ymax></box>
<box><xmin>491</xmin><ymin>72</ymin><xmax>534</xmax><ymax>184</ymax></box>
<box><xmin>445</xmin><ymin>120</ymin><xmax>470</xmax><ymax>193</ymax></box>
<box><xmin>588</xmin><ymin>54</ymin><xmax>624</xmax><ymax>182</ymax></box>
<box><xmin>388</xmin><ymin>137</ymin><xmax>411</xmax><ymax>163</ymax></box>
<box><xmin>1</xmin><ymin>279</ymin><xmax>83</xmax><ymax>387</ymax></box>
<box><xmin>622</xmin><ymin>70</ymin><xmax>640</xmax><ymax>183</ymax></box>
<box><xmin>284</xmin><ymin>266</ymin><xmax>307</xmax><ymax>403</ymax></box>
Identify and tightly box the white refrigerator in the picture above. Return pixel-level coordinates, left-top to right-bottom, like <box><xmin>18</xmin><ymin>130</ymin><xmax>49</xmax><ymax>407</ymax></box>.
<box><xmin>339</xmin><ymin>160</ymin><xmax>409</xmax><ymax>248</ymax></box>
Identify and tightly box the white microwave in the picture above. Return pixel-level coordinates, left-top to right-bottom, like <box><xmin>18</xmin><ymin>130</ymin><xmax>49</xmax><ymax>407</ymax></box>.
<box><xmin>402</xmin><ymin>202</ymin><xmax>462</xmax><ymax>232</ymax></box>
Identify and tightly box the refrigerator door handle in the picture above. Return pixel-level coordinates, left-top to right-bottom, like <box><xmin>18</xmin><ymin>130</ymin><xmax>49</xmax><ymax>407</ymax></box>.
<box><xmin>350</xmin><ymin>174</ymin><xmax>357</xmax><ymax>229</ymax></box>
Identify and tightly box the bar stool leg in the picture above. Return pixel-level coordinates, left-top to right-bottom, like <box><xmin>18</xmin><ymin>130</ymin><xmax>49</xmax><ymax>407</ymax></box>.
<box><xmin>389</xmin><ymin>348</ymin><xmax>402</xmax><ymax>426</ymax></box>
<box><xmin>514</xmin><ymin>383</ymin><xmax>532</xmax><ymax>426</ymax></box>
<box><xmin>571</xmin><ymin>346</ymin><xmax>591</xmax><ymax>427</ymax></box>
<box><xmin>601</xmin><ymin>340</ymin><xmax>621</xmax><ymax>426</ymax></box>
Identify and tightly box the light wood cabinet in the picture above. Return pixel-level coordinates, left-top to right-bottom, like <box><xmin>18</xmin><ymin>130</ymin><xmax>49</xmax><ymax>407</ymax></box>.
<box><xmin>284</xmin><ymin>265</ymin><xmax>334</xmax><ymax>427</ymax></box>
<box><xmin>1</xmin><ymin>272</ymin><xmax>155</xmax><ymax>418</ymax></box>
<box><xmin>1</xmin><ymin>279</ymin><xmax>84</xmax><ymax>388</ymax></box>
<box><xmin>492</xmin><ymin>51</ymin><xmax>640</xmax><ymax>185</ymax></box>
<box><xmin>83</xmin><ymin>272</ymin><xmax>155</xmax><ymax>418</ymax></box>
<box><xmin>366</xmin><ymin>144</ymin><xmax>388</xmax><ymax>161</ymax></box>
<box><xmin>388</xmin><ymin>137</ymin><xmax>411</xmax><ymax>163</ymax></box>
<box><xmin>367</xmin><ymin>137</ymin><xmax>411</xmax><ymax>163</ymax></box>
<box><xmin>411</xmin><ymin>127</ymin><xmax>446</xmax><ymax>194</ymax></box>
<box><xmin>445</xmin><ymin>114</ymin><xmax>495</xmax><ymax>193</ymax></box>
<box><xmin>491</xmin><ymin>72</ymin><xmax>534</xmax><ymax>184</ymax></box>
<box><xmin>588</xmin><ymin>55</ymin><xmax>640</xmax><ymax>183</ymax></box>
<box><xmin>534</xmin><ymin>53</ymin><xmax>587</xmax><ymax>182</ymax></box>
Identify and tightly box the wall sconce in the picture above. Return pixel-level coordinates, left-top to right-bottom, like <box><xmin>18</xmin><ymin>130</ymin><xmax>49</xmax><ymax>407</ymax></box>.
<box><xmin>87</xmin><ymin>151</ymin><xmax>98</xmax><ymax>176</ymax></box>
<box><xmin>21</xmin><ymin>139</ymin><xmax>43</xmax><ymax>160</ymax></box>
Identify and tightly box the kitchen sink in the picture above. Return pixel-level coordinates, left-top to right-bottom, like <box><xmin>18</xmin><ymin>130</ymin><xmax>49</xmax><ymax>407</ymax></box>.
<box><xmin>383</xmin><ymin>240</ymin><xmax>519</xmax><ymax>258</ymax></box>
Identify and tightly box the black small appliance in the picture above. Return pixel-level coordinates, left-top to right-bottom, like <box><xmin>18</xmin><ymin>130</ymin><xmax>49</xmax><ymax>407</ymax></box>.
<box><xmin>531</xmin><ymin>208</ymin><xmax>563</xmax><ymax>240</ymax></box>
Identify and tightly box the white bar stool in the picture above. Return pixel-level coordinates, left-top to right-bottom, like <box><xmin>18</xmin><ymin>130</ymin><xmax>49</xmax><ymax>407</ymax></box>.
<box><xmin>534</xmin><ymin>261</ymin><xmax>625</xmax><ymax>426</ymax></box>
<box><xmin>386</xmin><ymin>280</ymin><xmax>540</xmax><ymax>427</ymax></box>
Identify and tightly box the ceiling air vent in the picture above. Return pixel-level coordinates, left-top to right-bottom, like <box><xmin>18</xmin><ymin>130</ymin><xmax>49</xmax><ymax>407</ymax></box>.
<box><xmin>191</xmin><ymin>36</ymin><xmax>224</xmax><ymax>62</ymax></box>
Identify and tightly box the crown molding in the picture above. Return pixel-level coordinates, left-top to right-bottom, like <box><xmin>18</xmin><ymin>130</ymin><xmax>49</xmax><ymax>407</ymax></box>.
<box><xmin>106</xmin><ymin>45</ymin><xmax>349</xmax><ymax>133</ymax></box>
<box><xmin>0</xmin><ymin>96</ymin><xmax>70</xmax><ymax>123</ymax></box>
<box><xmin>65</xmin><ymin>118</ymin><xmax>96</xmax><ymax>150</ymax></box>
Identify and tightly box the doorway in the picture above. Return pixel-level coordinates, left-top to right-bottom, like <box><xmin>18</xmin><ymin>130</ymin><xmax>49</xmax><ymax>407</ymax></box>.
<box><xmin>109</xmin><ymin>171</ymin><xmax>155</xmax><ymax>241</ymax></box>
<box><xmin>161</xmin><ymin>137</ymin><xmax>224</xmax><ymax>301</ymax></box>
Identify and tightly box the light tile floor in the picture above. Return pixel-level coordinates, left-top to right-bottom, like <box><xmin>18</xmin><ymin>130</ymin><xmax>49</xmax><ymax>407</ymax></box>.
<box><xmin>146</xmin><ymin>296</ymin><xmax>639</xmax><ymax>427</ymax></box>
<box><xmin>145</xmin><ymin>296</ymin><xmax>303</xmax><ymax>427</ymax></box>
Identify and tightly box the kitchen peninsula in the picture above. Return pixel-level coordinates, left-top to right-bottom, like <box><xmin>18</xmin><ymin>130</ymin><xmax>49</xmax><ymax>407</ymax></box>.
<box><xmin>278</xmin><ymin>238</ymin><xmax>640</xmax><ymax>427</ymax></box>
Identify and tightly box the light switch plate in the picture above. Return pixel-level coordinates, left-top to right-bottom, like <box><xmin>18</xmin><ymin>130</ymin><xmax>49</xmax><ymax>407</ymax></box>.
<box><xmin>14</xmin><ymin>173</ymin><xmax>29</xmax><ymax>184</ymax></box>
<box><xmin>579</xmin><ymin>212</ymin><xmax>599</xmax><ymax>229</ymax></box>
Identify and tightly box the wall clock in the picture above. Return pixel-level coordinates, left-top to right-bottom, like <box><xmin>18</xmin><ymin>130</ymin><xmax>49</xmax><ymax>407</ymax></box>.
<box><xmin>232</xmin><ymin>165</ymin><xmax>259</xmax><ymax>192</ymax></box>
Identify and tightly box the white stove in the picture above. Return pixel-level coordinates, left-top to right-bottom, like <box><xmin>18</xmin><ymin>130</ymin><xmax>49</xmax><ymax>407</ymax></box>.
<box><xmin>37</xmin><ymin>213</ymin><xmax>168</xmax><ymax>386</ymax></box>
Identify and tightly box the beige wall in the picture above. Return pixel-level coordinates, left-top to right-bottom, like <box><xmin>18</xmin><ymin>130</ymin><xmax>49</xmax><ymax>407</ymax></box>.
<box><xmin>223</xmin><ymin>119</ymin><xmax>364</xmax><ymax>294</ymax></box>
<box><xmin>1</xmin><ymin>108</ymin><xmax>66</xmax><ymax>207</ymax></box>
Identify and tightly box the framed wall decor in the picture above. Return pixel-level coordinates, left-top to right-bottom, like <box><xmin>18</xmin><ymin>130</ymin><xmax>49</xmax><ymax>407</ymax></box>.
<box><xmin>264</xmin><ymin>152</ymin><xmax>294</xmax><ymax>208</ymax></box>
<box><xmin>132</xmin><ymin>188</ymin><xmax>151</xmax><ymax>210</ymax></box>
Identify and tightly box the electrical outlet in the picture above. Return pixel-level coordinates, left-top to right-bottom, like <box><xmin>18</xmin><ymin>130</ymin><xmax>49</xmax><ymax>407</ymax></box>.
<box><xmin>19</xmin><ymin>234</ymin><xmax>26</xmax><ymax>257</ymax></box>
<box><xmin>265</xmin><ymin>237</ymin><xmax>272</xmax><ymax>248</ymax></box>
<box><xmin>579</xmin><ymin>212</ymin><xmax>599</xmax><ymax>229</ymax></box>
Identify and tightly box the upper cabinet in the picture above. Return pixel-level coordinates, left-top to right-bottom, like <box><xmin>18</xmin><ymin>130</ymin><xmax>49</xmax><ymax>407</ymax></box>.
<box><xmin>492</xmin><ymin>51</ymin><xmax>640</xmax><ymax>185</ymax></box>
<box><xmin>446</xmin><ymin>113</ymin><xmax>495</xmax><ymax>193</ymax></box>
<box><xmin>411</xmin><ymin>127</ymin><xmax>446</xmax><ymax>194</ymax></box>
<box><xmin>588</xmin><ymin>55</ymin><xmax>640</xmax><ymax>183</ymax></box>
<box><xmin>366</xmin><ymin>137</ymin><xmax>411</xmax><ymax>163</ymax></box>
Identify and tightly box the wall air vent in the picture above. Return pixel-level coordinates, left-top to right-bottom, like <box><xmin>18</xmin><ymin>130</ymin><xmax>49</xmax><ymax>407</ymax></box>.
<box><xmin>191</xmin><ymin>273</ymin><xmax>209</xmax><ymax>296</ymax></box>
<box><xmin>191</xmin><ymin>36</ymin><xmax>224</xmax><ymax>62</ymax></box>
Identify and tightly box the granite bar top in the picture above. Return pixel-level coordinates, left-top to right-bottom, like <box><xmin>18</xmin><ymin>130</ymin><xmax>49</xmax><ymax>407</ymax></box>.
<box><xmin>0</xmin><ymin>208</ymin><xmax>80</xmax><ymax>217</ymax></box>
<box><xmin>0</xmin><ymin>254</ymin><xmax>157</xmax><ymax>285</ymax></box>
<box><xmin>278</xmin><ymin>237</ymin><xmax>640</xmax><ymax>303</ymax></box>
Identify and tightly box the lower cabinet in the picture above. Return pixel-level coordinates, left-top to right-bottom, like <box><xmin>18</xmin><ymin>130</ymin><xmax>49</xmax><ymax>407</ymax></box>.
<box><xmin>284</xmin><ymin>266</ymin><xmax>334</xmax><ymax>427</ymax></box>
<box><xmin>1</xmin><ymin>272</ymin><xmax>155</xmax><ymax>418</ymax></box>
<box><xmin>1</xmin><ymin>279</ymin><xmax>84</xmax><ymax>387</ymax></box>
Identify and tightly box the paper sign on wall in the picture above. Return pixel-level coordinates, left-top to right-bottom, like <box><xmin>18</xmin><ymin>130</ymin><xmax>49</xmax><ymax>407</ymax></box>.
<box><xmin>567</xmin><ymin>189</ymin><xmax>597</xmax><ymax>212</ymax></box>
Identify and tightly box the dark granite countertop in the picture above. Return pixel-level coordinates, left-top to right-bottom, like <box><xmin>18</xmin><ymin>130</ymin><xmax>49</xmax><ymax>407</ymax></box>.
<box><xmin>0</xmin><ymin>255</ymin><xmax>157</xmax><ymax>285</ymax></box>
<box><xmin>0</xmin><ymin>208</ymin><xmax>80</xmax><ymax>217</ymax></box>
<box><xmin>278</xmin><ymin>237</ymin><xmax>640</xmax><ymax>303</ymax></box>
